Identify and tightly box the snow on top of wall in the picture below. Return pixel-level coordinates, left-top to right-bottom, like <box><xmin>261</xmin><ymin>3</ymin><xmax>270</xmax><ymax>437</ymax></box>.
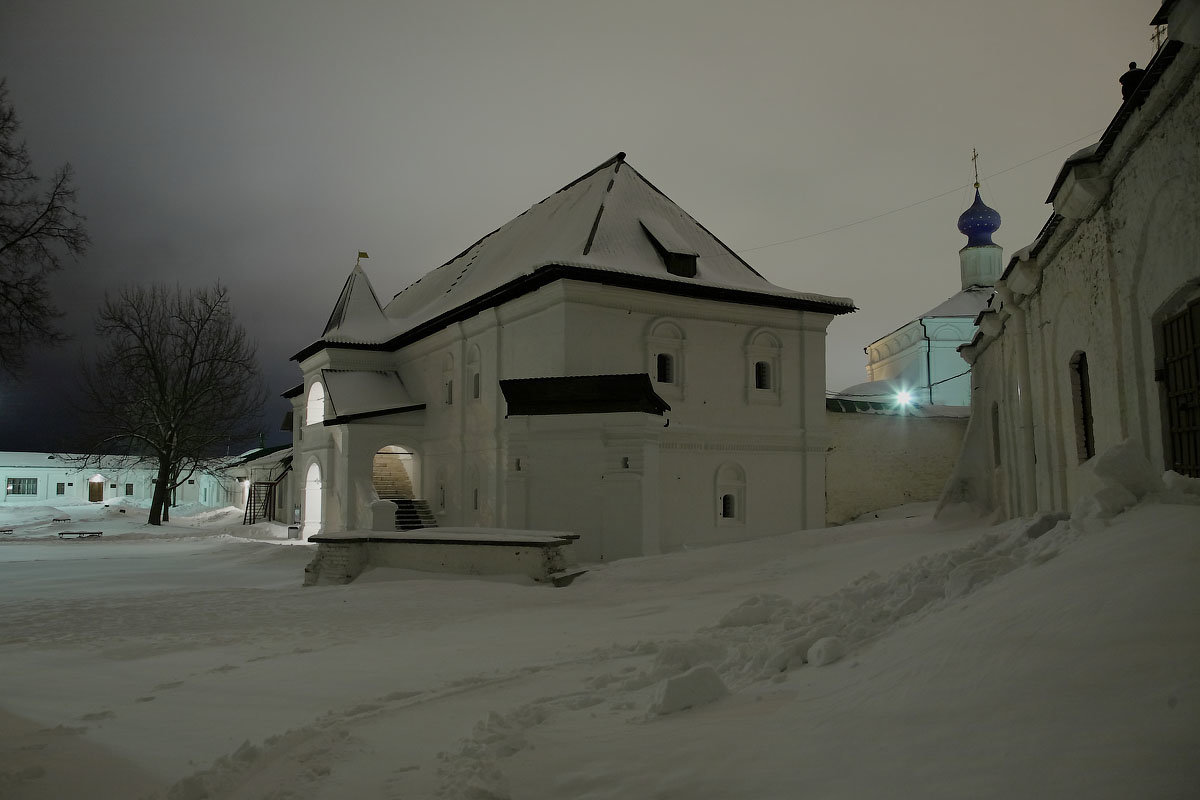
<box><xmin>921</xmin><ymin>286</ymin><xmax>994</xmax><ymax>318</ymax></box>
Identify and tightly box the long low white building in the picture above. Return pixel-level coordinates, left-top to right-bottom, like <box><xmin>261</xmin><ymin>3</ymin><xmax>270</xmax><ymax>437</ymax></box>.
<box><xmin>0</xmin><ymin>451</ymin><xmax>233</xmax><ymax>508</ymax></box>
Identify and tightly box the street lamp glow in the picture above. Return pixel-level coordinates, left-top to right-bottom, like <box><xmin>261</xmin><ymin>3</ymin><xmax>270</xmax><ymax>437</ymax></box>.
<box><xmin>896</xmin><ymin>390</ymin><xmax>913</xmax><ymax>406</ymax></box>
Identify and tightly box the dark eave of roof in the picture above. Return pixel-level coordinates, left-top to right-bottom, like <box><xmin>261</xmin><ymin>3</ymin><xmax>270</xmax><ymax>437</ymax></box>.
<box><xmin>292</xmin><ymin>263</ymin><xmax>855</xmax><ymax>362</ymax></box>
<box><xmin>500</xmin><ymin>373</ymin><xmax>670</xmax><ymax>417</ymax></box>
<box><xmin>1152</xmin><ymin>0</ymin><xmax>1179</xmax><ymax>26</ymax></box>
<box><xmin>1045</xmin><ymin>39</ymin><xmax>1183</xmax><ymax>203</ymax></box>
<box><xmin>322</xmin><ymin>404</ymin><xmax>426</xmax><ymax>427</ymax></box>
<box><xmin>281</xmin><ymin>383</ymin><xmax>304</xmax><ymax>399</ymax></box>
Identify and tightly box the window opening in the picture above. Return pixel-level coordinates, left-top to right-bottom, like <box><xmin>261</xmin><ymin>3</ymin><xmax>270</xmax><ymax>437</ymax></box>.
<box><xmin>754</xmin><ymin>361</ymin><xmax>771</xmax><ymax>390</ymax></box>
<box><xmin>6</xmin><ymin>477</ymin><xmax>36</xmax><ymax>496</ymax></box>
<box><xmin>991</xmin><ymin>402</ymin><xmax>1002</xmax><ymax>467</ymax></box>
<box><xmin>125</xmin><ymin>483</ymin><xmax>134</xmax><ymax>496</ymax></box>
<box><xmin>721</xmin><ymin>494</ymin><xmax>736</xmax><ymax>518</ymax></box>
<box><xmin>1070</xmin><ymin>352</ymin><xmax>1096</xmax><ymax>462</ymax></box>
<box><xmin>56</xmin><ymin>482</ymin><xmax>65</xmax><ymax>495</ymax></box>
<box><xmin>656</xmin><ymin>353</ymin><xmax>674</xmax><ymax>384</ymax></box>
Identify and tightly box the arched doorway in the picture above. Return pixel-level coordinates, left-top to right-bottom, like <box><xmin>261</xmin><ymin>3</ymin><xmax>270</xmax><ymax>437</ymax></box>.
<box><xmin>372</xmin><ymin>446</ymin><xmax>417</xmax><ymax>500</ymax></box>
<box><xmin>303</xmin><ymin>462</ymin><xmax>323</xmax><ymax>539</ymax></box>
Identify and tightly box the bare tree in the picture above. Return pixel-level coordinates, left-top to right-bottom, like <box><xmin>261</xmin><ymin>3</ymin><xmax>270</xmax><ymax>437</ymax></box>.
<box><xmin>0</xmin><ymin>79</ymin><xmax>89</xmax><ymax>375</ymax></box>
<box><xmin>80</xmin><ymin>283</ymin><xmax>266</xmax><ymax>524</ymax></box>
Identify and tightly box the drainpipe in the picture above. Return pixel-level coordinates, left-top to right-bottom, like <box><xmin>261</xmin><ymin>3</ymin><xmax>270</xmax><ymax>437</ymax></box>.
<box><xmin>996</xmin><ymin>282</ymin><xmax>1038</xmax><ymax>515</ymax></box>
<box><xmin>918</xmin><ymin>319</ymin><xmax>934</xmax><ymax>405</ymax></box>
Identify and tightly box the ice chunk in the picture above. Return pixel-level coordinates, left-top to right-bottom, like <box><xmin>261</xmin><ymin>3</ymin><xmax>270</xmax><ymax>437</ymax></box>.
<box><xmin>806</xmin><ymin>637</ymin><xmax>845</xmax><ymax>667</ymax></box>
<box><xmin>652</xmin><ymin>665</ymin><xmax>729</xmax><ymax>715</ymax></box>
<box><xmin>1086</xmin><ymin>439</ymin><xmax>1165</xmax><ymax>499</ymax></box>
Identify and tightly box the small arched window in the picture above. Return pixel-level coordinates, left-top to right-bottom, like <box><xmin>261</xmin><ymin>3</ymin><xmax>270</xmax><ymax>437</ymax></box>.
<box><xmin>715</xmin><ymin>462</ymin><xmax>746</xmax><ymax>525</ymax></box>
<box><xmin>746</xmin><ymin>330</ymin><xmax>781</xmax><ymax>404</ymax></box>
<box><xmin>472</xmin><ymin>372</ymin><xmax>481</xmax><ymax>399</ymax></box>
<box><xmin>656</xmin><ymin>353</ymin><xmax>675</xmax><ymax>384</ymax></box>
<box><xmin>306</xmin><ymin>381</ymin><xmax>325</xmax><ymax>425</ymax></box>
<box><xmin>754</xmin><ymin>361</ymin><xmax>771</xmax><ymax>390</ymax></box>
<box><xmin>720</xmin><ymin>493</ymin><xmax>736</xmax><ymax>518</ymax></box>
<box><xmin>647</xmin><ymin>319</ymin><xmax>685</xmax><ymax>396</ymax></box>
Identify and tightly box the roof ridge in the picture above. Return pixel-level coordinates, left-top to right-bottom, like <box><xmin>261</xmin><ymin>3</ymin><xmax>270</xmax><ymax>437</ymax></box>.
<box><xmin>616</xmin><ymin>161</ymin><xmax>769</xmax><ymax>280</ymax></box>
<box><xmin>409</xmin><ymin>153</ymin><xmax>628</xmax><ymax>286</ymax></box>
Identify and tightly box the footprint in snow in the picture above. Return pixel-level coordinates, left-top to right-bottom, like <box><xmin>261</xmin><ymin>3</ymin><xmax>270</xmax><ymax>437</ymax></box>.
<box><xmin>154</xmin><ymin>681</ymin><xmax>184</xmax><ymax>690</ymax></box>
<box><xmin>80</xmin><ymin>710</ymin><xmax>115</xmax><ymax>721</ymax></box>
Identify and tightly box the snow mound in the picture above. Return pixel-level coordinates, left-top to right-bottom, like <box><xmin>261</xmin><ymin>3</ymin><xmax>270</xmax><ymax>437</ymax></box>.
<box><xmin>652</xmin><ymin>665</ymin><xmax>729</xmax><ymax>715</ymax></box>
<box><xmin>1072</xmin><ymin>439</ymin><xmax>1164</xmax><ymax>521</ymax></box>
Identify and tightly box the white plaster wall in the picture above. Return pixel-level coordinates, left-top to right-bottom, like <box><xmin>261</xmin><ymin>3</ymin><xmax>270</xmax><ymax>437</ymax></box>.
<box><xmin>825</xmin><ymin>411</ymin><xmax>968</xmax><ymax>524</ymax></box>
<box><xmin>949</xmin><ymin>47</ymin><xmax>1200</xmax><ymax>518</ymax></box>
<box><xmin>296</xmin><ymin>278</ymin><xmax>838</xmax><ymax>557</ymax></box>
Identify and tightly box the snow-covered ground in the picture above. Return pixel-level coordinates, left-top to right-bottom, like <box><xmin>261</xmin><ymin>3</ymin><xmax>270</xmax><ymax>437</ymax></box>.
<box><xmin>1</xmin><ymin>462</ymin><xmax>1198</xmax><ymax>799</ymax></box>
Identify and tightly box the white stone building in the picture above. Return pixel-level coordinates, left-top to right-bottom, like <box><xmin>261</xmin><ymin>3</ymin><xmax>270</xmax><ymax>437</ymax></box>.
<box><xmin>845</xmin><ymin>188</ymin><xmax>1003</xmax><ymax>408</ymax></box>
<box><xmin>287</xmin><ymin>153</ymin><xmax>855</xmax><ymax>561</ymax></box>
<box><xmin>944</xmin><ymin>0</ymin><xmax>1200</xmax><ymax>518</ymax></box>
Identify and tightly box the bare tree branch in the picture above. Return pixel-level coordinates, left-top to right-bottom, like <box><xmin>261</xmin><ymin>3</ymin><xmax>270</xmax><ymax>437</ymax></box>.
<box><xmin>0</xmin><ymin>78</ymin><xmax>89</xmax><ymax>375</ymax></box>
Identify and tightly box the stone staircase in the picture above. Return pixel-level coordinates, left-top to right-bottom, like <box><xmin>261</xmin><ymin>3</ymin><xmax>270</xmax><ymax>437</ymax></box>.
<box><xmin>372</xmin><ymin>452</ymin><xmax>415</xmax><ymax>499</ymax></box>
<box><xmin>372</xmin><ymin>451</ymin><xmax>436</xmax><ymax>530</ymax></box>
<box><xmin>390</xmin><ymin>498</ymin><xmax>438</xmax><ymax>531</ymax></box>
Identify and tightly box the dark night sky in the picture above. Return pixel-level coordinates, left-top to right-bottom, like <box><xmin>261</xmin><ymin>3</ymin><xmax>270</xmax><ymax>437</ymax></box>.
<box><xmin>0</xmin><ymin>1</ymin><xmax>1156</xmax><ymax>452</ymax></box>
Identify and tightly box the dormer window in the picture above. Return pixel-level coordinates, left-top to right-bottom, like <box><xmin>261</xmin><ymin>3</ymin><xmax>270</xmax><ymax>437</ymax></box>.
<box><xmin>640</xmin><ymin>219</ymin><xmax>698</xmax><ymax>278</ymax></box>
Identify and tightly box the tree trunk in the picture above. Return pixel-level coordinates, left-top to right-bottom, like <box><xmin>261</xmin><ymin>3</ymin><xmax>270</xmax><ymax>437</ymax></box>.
<box><xmin>148</xmin><ymin>459</ymin><xmax>172</xmax><ymax>525</ymax></box>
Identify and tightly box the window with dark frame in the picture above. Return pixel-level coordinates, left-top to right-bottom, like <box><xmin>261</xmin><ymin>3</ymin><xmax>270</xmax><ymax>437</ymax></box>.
<box><xmin>56</xmin><ymin>482</ymin><xmax>65</xmax><ymax>495</ymax></box>
<box><xmin>1070</xmin><ymin>352</ymin><xmax>1096</xmax><ymax>462</ymax></box>
<box><xmin>754</xmin><ymin>361</ymin><xmax>771</xmax><ymax>390</ymax></box>
<box><xmin>656</xmin><ymin>353</ymin><xmax>674</xmax><ymax>384</ymax></box>
<box><xmin>721</xmin><ymin>493</ymin><xmax>736</xmax><ymax>518</ymax></box>
<box><xmin>125</xmin><ymin>483</ymin><xmax>134</xmax><ymax>496</ymax></box>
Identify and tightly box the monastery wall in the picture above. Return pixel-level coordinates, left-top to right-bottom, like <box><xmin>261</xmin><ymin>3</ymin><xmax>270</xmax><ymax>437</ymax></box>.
<box><xmin>825</xmin><ymin>410</ymin><xmax>967</xmax><ymax>525</ymax></box>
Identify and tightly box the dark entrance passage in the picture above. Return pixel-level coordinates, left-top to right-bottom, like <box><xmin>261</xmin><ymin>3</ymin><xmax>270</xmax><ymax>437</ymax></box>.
<box><xmin>89</xmin><ymin>480</ymin><xmax>103</xmax><ymax>502</ymax></box>
<box><xmin>1162</xmin><ymin>297</ymin><xmax>1200</xmax><ymax>477</ymax></box>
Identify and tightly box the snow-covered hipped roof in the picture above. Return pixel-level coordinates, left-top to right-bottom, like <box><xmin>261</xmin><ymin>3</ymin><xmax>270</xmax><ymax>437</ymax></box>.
<box><xmin>296</xmin><ymin>154</ymin><xmax>854</xmax><ymax>360</ymax></box>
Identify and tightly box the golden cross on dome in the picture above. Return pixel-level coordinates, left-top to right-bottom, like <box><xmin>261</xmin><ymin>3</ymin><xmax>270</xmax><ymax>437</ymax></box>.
<box><xmin>971</xmin><ymin>148</ymin><xmax>980</xmax><ymax>189</ymax></box>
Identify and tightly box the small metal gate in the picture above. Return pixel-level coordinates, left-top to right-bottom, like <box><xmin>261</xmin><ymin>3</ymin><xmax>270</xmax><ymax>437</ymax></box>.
<box><xmin>1162</xmin><ymin>298</ymin><xmax>1200</xmax><ymax>477</ymax></box>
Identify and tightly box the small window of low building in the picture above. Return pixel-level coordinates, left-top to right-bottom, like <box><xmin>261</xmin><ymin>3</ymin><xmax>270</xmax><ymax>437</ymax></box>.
<box><xmin>56</xmin><ymin>482</ymin><xmax>66</xmax><ymax>495</ymax></box>
<box><xmin>125</xmin><ymin>483</ymin><xmax>134</xmax><ymax>496</ymax></box>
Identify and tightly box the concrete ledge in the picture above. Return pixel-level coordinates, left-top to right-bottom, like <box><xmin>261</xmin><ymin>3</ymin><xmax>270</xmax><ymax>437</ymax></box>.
<box><xmin>304</xmin><ymin>527</ymin><xmax>581</xmax><ymax>586</ymax></box>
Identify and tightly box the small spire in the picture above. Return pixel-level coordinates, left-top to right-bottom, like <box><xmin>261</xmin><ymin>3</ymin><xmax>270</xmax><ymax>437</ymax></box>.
<box><xmin>971</xmin><ymin>147</ymin><xmax>980</xmax><ymax>189</ymax></box>
<box><xmin>356</xmin><ymin>250</ymin><xmax>369</xmax><ymax>267</ymax></box>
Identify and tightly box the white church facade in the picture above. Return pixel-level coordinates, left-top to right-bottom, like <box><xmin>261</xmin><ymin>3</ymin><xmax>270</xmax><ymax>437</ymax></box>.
<box><xmin>944</xmin><ymin>1</ymin><xmax>1200</xmax><ymax>518</ymax></box>
<box><xmin>287</xmin><ymin>154</ymin><xmax>855</xmax><ymax>561</ymax></box>
<box><xmin>844</xmin><ymin>186</ymin><xmax>1003</xmax><ymax>408</ymax></box>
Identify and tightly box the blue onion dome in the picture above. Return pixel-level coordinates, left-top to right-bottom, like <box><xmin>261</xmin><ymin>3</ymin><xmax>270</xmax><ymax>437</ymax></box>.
<box><xmin>957</xmin><ymin>188</ymin><xmax>1002</xmax><ymax>247</ymax></box>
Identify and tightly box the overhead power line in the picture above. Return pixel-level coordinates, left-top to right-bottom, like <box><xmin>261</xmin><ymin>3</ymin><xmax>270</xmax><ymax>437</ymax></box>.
<box><xmin>736</xmin><ymin>129</ymin><xmax>1105</xmax><ymax>254</ymax></box>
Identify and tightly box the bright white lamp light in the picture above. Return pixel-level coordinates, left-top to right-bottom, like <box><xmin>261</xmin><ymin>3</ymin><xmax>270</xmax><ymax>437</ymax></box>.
<box><xmin>896</xmin><ymin>390</ymin><xmax>913</xmax><ymax>406</ymax></box>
